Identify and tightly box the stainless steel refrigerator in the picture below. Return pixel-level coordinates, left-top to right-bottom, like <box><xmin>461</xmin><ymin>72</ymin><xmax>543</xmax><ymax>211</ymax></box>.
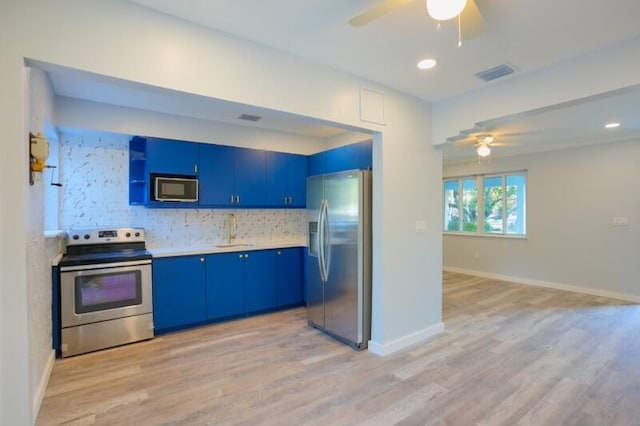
<box><xmin>306</xmin><ymin>170</ymin><xmax>372</xmax><ymax>350</ymax></box>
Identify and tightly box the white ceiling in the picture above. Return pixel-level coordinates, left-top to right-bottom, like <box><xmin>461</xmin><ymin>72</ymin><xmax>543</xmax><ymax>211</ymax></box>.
<box><xmin>443</xmin><ymin>85</ymin><xmax>640</xmax><ymax>162</ymax></box>
<box><xmin>42</xmin><ymin>1</ymin><xmax>640</xmax><ymax>160</ymax></box>
<box><xmin>128</xmin><ymin>0</ymin><xmax>640</xmax><ymax>102</ymax></box>
<box><xmin>44</xmin><ymin>63</ymin><xmax>350</xmax><ymax>140</ymax></box>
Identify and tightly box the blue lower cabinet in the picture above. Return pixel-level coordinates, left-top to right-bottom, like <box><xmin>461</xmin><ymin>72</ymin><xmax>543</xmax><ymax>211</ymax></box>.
<box><xmin>153</xmin><ymin>255</ymin><xmax>207</xmax><ymax>332</ymax></box>
<box><xmin>206</xmin><ymin>252</ymin><xmax>244</xmax><ymax>320</ymax></box>
<box><xmin>276</xmin><ymin>248</ymin><xmax>303</xmax><ymax>307</ymax></box>
<box><xmin>153</xmin><ymin>248</ymin><xmax>302</xmax><ymax>333</ymax></box>
<box><xmin>244</xmin><ymin>250</ymin><xmax>277</xmax><ymax>313</ymax></box>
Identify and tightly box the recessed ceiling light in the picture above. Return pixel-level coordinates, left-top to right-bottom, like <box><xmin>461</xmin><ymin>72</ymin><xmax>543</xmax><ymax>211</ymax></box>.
<box><xmin>417</xmin><ymin>58</ymin><xmax>437</xmax><ymax>70</ymax></box>
<box><xmin>605</xmin><ymin>122</ymin><xmax>620</xmax><ymax>129</ymax></box>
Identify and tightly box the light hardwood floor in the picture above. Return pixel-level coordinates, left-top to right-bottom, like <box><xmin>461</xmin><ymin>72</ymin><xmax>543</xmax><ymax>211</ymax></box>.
<box><xmin>37</xmin><ymin>272</ymin><xmax>640</xmax><ymax>425</ymax></box>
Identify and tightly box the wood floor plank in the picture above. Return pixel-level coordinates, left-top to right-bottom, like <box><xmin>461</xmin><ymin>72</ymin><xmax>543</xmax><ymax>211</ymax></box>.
<box><xmin>37</xmin><ymin>272</ymin><xmax>640</xmax><ymax>425</ymax></box>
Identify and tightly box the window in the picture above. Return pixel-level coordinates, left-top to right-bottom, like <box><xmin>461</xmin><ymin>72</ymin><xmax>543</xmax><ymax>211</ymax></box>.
<box><xmin>443</xmin><ymin>171</ymin><xmax>526</xmax><ymax>236</ymax></box>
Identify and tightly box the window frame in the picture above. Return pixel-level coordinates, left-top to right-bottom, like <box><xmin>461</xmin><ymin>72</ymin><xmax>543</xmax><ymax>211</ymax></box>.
<box><xmin>443</xmin><ymin>170</ymin><xmax>527</xmax><ymax>238</ymax></box>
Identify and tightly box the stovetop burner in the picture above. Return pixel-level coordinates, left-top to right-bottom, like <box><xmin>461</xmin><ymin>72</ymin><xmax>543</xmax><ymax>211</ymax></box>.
<box><xmin>60</xmin><ymin>227</ymin><xmax>151</xmax><ymax>267</ymax></box>
<box><xmin>59</xmin><ymin>249</ymin><xmax>152</xmax><ymax>267</ymax></box>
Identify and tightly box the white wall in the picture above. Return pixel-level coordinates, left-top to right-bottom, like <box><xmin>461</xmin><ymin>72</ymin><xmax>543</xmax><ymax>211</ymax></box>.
<box><xmin>0</xmin><ymin>1</ymin><xmax>441</xmax><ymax>422</ymax></box>
<box><xmin>25</xmin><ymin>67</ymin><xmax>62</xmax><ymax>421</ymax></box>
<box><xmin>443</xmin><ymin>139</ymin><xmax>640</xmax><ymax>301</ymax></box>
<box><xmin>58</xmin><ymin>131</ymin><xmax>306</xmax><ymax>247</ymax></box>
<box><xmin>370</xmin><ymin>95</ymin><xmax>442</xmax><ymax>353</ymax></box>
<box><xmin>322</xmin><ymin>130</ymin><xmax>372</xmax><ymax>150</ymax></box>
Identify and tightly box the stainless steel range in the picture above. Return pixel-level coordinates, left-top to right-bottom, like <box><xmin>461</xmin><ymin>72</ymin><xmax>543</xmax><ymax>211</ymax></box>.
<box><xmin>59</xmin><ymin>227</ymin><xmax>154</xmax><ymax>357</ymax></box>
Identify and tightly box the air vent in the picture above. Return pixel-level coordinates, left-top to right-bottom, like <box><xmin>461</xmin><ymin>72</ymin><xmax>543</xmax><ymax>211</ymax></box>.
<box><xmin>476</xmin><ymin>64</ymin><xmax>515</xmax><ymax>82</ymax></box>
<box><xmin>238</xmin><ymin>114</ymin><xmax>262</xmax><ymax>122</ymax></box>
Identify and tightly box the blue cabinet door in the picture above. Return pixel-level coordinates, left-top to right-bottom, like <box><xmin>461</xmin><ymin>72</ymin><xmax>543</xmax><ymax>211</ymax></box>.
<box><xmin>244</xmin><ymin>250</ymin><xmax>277</xmax><ymax>313</ymax></box>
<box><xmin>287</xmin><ymin>154</ymin><xmax>307</xmax><ymax>208</ymax></box>
<box><xmin>308</xmin><ymin>151</ymin><xmax>327</xmax><ymax>176</ymax></box>
<box><xmin>266</xmin><ymin>152</ymin><xmax>307</xmax><ymax>208</ymax></box>
<box><xmin>276</xmin><ymin>248</ymin><xmax>303</xmax><ymax>307</ymax></box>
<box><xmin>206</xmin><ymin>252</ymin><xmax>244</xmax><ymax>320</ymax></box>
<box><xmin>307</xmin><ymin>141</ymin><xmax>372</xmax><ymax>176</ymax></box>
<box><xmin>152</xmin><ymin>256</ymin><xmax>206</xmax><ymax>332</ymax></box>
<box><xmin>325</xmin><ymin>145</ymin><xmax>351</xmax><ymax>174</ymax></box>
<box><xmin>199</xmin><ymin>143</ymin><xmax>236</xmax><ymax>206</ymax></box>
<box><xmin>353</xmin><ymin>140</ymin><xmax>373</xmax><ymax>170</ymax></box>
<box><xmin>146</xmin><ymin>138</ymin><xmax>199</xmax><ymax>176</ymax></box>
<box><xmin>234</xmin><ymin>148</ymin><xmax>266</xmax><ymax>206</ymax></box>
<box><xmin>265</xmin><ymin>151</ymin><xmax>288</xmax><ymax>206</ymax></box>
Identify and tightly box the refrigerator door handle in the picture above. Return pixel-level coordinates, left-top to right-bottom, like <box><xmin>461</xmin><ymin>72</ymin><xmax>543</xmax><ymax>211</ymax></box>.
<box><xmin>317</xmin><ymin>199</ymin><xmax>326</xmax><ymax>282</ymax></box>
<box><xmin>322</xmin><ymin>199</ymin><xmax>331</xmax><ymax>280</ymax></box>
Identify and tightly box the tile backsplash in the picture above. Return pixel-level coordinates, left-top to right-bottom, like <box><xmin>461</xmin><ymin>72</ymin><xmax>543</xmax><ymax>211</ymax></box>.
<box><xmin>59</xmin><ymin>132</ymin><xmax>306</xmax><ymax>248</ymax></box>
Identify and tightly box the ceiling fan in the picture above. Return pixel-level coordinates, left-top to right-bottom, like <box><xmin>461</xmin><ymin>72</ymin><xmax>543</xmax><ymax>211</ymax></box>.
<box><xmin>349</xmin><ymin>0</ymin><xmax>487</xmax><ymax>42</ymax></box>
<box><xmin>450</xmin><ymin>134</ymin><xmax>510</xmax><ymax>159</ymax></box>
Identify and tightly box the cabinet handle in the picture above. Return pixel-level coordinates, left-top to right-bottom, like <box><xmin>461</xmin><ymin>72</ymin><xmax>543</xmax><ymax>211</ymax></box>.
<box><xmin>236</xmin><ymin>195</ymin><xmax>240</xmax><ymax>204</ymax></box>
<box><xmin>194</xmin><ymin>165</ymin><xmax>198</xmax><ymax>174</ymax></box>
<box><xmin>244</xmin><ymin>254</ymin><xmax>249</xmax><ymax>259</ymax></box>
<box><xmin>277</xmin><ymin>251</ymin><xmax>281</xmax><ymax>255</ymax></box>
<box><xmin>288</xmin><ymin>196</ymin><xmax>293</xmax><ymax>205</ymax></box>
<box><xmin>238</xmin><ymin>254</ymin><xmax>243</xmax><ymax>259</ymax></box>
<box><xmin>230</xmin><ymin>195</ymin><xmax>235</xmax><ymax>203</ymax></box>
<box><xmin>200</xmin><ymin>257</ymin><xmax>204</xmax><ymax>262</ymax></box>
<box><xmin>283</xmin><ymin>196</ymin><xmax>287</xmax><ymax>205</ymax></box>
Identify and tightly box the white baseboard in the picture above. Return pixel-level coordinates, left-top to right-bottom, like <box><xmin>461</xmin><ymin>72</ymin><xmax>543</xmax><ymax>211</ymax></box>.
<box><xmin>32</xmin><ymin>349</ymin><xmax>55</xmax><ymax>421</ymax></box>
<box><xmin>368</xmin><ymin>322</ymin><xmax>444</xmax><ymax>356</ymax></box>
<box><xmin>443</xmin><ymin>266</ymin><xmax>640</xmax><ymax>303</ymax></box>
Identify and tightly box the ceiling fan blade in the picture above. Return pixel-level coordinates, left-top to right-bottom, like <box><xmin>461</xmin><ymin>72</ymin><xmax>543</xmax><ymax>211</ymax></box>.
<box><xmin>460</xmin><ymin>0</ymin><xmax>487</xmax><ymax>40</ymax></box>
<box><xmin>348</xmin><ymin>0</ymin><xmax>415</xmax><ymax>27</ymax></box>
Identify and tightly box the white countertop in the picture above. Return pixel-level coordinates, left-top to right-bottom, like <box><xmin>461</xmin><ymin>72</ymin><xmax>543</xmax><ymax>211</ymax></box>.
<box><xmin>149</xmin><ymin>240</ymin><xmax>307</xmax><ymax>258</ymax></box>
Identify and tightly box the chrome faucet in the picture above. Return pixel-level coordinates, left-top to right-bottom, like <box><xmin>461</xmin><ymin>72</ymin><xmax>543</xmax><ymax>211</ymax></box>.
<box><xmin>227</xmin><ymin>213</ymin><xmax>237</xmax><ymax>244</ymax></box>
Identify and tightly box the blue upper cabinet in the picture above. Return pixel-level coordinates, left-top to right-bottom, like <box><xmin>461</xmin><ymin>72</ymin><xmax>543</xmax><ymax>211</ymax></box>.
<box><xmin>353</xmin><ymin>140</ymin><xmax>373</xmax><ymax>171</ymax></box>
<box><xmin>308</xmin><ymin>150</ymin><xmax>327</xmax><ymax>177</ymax></box>
<box><xmin>265</xmin><ymin>151</ymin><xmax>288</xmax><ymax>206</ymax></box>
<box><xmin>235</xmin><ymin>148</ymin><xmax>266</xmax><ymax>207</ymax></box>
<box><xmin>130</xmin><ymin>136</ymin><xmax>308</xmax><ymax>208</ymax></box>
<box><xmin>307</xmin><ymin>140</ymin><xmax>372</xmax><ymax>176</ymax></box>
<box><xmin>199</xmin><ymin>144</ymin><xmax>236</xmax><ymax>206</ymax></box>
<box><xmin>200</xmin><ymin>144</ymin><xmax>266</xmax><ymax>207</ymax></box>
<box><xmin>266</xmin><ymin>152</ymin><xmax>307</xmax><ymax>208</ymax></box>
<box><xmin>324</xmin><ymin>145</ymin><xmax>350</xmax><ymax>174</ymax></box>
<box><xmin>287</xmin><ymin>154</ymin><xmax>307</xmax><ymax>207</ymax></box>
<box><xmin>146</xmin><ymin>138</ymin><xmax>199</xmax><ymax>176</ymax></box>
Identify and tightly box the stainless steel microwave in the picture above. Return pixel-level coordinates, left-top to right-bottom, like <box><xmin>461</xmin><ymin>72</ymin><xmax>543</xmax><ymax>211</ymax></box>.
<box><xmin>152</xmin><ymin>175</ymin><xmax>199</xmax><ymax>202</ymax></box>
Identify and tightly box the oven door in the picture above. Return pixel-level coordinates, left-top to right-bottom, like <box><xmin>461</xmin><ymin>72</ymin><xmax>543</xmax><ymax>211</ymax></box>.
<box><xmin>60</xmin><ymin>260</ymin><xmax>152</xmax><ymax>328</ymax></box>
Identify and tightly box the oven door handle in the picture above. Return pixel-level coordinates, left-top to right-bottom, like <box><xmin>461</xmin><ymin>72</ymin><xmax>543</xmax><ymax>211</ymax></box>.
<box><xmin>60</xmin><ymin>259</ymin><xmax>152</xmax><ymax>272</ymax></box>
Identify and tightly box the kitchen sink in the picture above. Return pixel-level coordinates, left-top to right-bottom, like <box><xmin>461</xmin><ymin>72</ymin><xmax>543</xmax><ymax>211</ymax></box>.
<box><xmin>215</xmin><ymin>243</ymin><xmax>255</xmax><ymax>248</ymax></box>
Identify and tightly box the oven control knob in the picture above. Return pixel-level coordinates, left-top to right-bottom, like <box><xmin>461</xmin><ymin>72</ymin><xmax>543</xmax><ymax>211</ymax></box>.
<box><xmin>72</xmin><ymin>234</ymin><xmax>79</xmax><ymax>240</ymax></box>
<box><xmin>135</xmin><ymin>232</ymin><xmax>141</xmax><ymax>237</ymax></box>
<box><xmin>125</xmin><ymin>232</ymin><xmax>131</xmax><ymax>238</ymax></box>
<box><xmin>83</xmin><ymin>234</ymin><xmax>90</xmax><ymax>240</ymax></box>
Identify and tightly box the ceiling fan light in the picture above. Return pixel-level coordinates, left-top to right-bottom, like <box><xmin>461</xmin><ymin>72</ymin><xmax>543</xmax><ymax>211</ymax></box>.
<box><xmin>477</xmin><ymin>143</ymin><xmax>491</xmax><ymax>157</ymax></box>
<box><xmin>426</xmin><ymin>0</ymin><xmax>467</xmax><ymax>21</ymax></box>
<box><xmin>417</xmin><ymin>58</ymin><xmax>437</xmax><ymax>70</ymax></box>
